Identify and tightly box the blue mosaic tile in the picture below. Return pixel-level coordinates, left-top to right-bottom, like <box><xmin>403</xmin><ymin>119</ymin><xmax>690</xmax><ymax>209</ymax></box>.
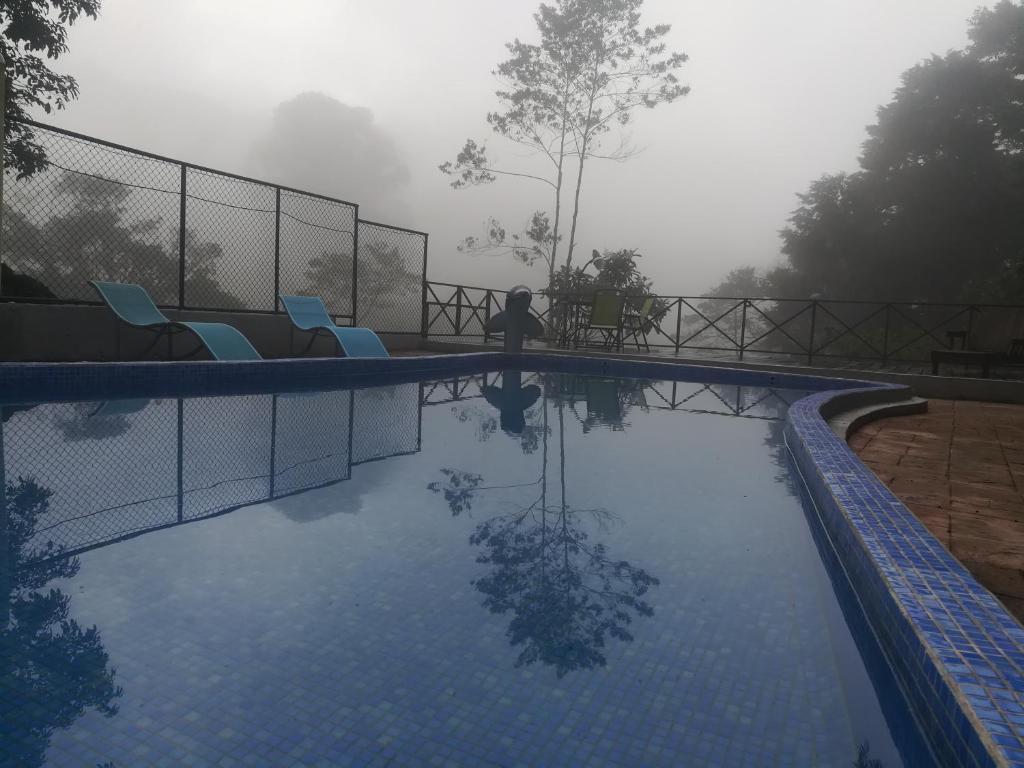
<box><xmin>786</xmin><ymin>386</ymin><xmax>1024</xmax><ymax>767</ymax></box>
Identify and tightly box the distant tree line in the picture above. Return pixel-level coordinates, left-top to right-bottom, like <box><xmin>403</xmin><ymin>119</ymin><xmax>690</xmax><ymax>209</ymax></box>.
<box><xmin>712</xmin><ymin>1</ymin><xmax>1024</xmax><ymax>304</ymax></box>
<box><xmin>2</xmin><ymin>171</ymin><xmax>244</xmax><ymax>306</ymax></box>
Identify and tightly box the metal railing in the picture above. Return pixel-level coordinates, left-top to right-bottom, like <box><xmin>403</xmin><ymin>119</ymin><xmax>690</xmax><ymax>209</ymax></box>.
<box><xmin>2</xmin><ymin>120</ymin><xmax>427</xmax><ymax>330</ymax></box>
<box><xmin>423</xmin><ymin>282</ymin><xmax>1024</xmax><ymax>367</ymax></box>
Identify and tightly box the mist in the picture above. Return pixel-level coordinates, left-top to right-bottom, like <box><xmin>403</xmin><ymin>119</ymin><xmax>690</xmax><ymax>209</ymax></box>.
<box><xmin>42</xmin><ymin>0</ymin><xmax>982</xmax><ymax>296</ymax></box>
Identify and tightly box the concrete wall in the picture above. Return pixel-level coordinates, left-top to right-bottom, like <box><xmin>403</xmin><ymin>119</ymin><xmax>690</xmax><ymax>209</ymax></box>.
<box><xmin>0</xmin><ymin>302</ymin><xmax>423</xmax><ymax>361</ymax></box>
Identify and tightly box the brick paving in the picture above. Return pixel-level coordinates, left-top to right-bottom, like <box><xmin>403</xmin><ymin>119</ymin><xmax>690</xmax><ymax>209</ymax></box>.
<box><xmin>850</xmin><ymin>400</ymin><xmax>1024</xmax><ymax>622</ymax></box>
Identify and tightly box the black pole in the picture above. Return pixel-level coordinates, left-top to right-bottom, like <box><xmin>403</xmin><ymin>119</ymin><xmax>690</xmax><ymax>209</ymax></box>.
<box><xmin>273</xmin><ymin>188</ymin><xmax>281</xmax><ymax>311</ymax></box>
<box><xmin>416</xmin><ymin>382</ymin><xmax>424</xmax><ymax>451</ymax></box>
<box><xmin>420</xmin><ymin>233</ymin><xmax>429</xmax><ymax>342</ymax></box>
<box><xmin>455</xmin><ymin>286</ymin><xmax>463</xmax><ymax>336</ymax></box>
<box><xmin>674</xmin><ymin>300</ymin><xmax>682</xmax><ymax>355</ymax></box>
<box><xmin>738</xmin><ymin>299</ymin><xmax>748</xmax><ymax>360</ymax></box>
<box><xmin>178</xmin><ymin>164</ymin><xmax>187</xmax><ymax>309</ymax></box>
<box><xmin>0</xmin><ymin>52</ymin><xmax>6</xmax><ymax>299</ymax></box>
<box><xmin>351</xmin><ymin>209</ymin><xmax>360</xmax><ymax>327</ymax></box>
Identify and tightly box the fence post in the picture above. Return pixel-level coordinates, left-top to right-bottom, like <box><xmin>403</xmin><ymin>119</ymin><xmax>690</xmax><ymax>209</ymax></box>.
<box><xmin>0</xmin><ymin>66</ymin><xmax>6</xmax><ymax>623</ymax></box>
<box><xmin>807</xmin><ymin>300</ymin><xmax>818</xmax><ymax>366</ymax></box>
<box><xmin>178</xmin><ymin>164</ymin><xmax>187</xmax><ymax>309</ymax></box>
<box><xmin>420</xmin><ymin>234</ymin><xmax>429</xmax><ymax>342</ymax></box>
<box><xmin>176</xmin><ymin>398</ymin><xmax>184</xmax><ymax>523</ymax></box>
<box><xmin>0</xmin><ymin>50</ymin><xmax>5</xmax><ymax>298</ymax></box>
<box><xmin>273</xmin><ymin>187</ymin><xmax>281</xmax><ymax>311</ymax></box>
<box><xmin>269</xmin><ymin>394</ymin><xmax>277</xmax><ymax>499</ymax></box>
<box><xmin>738</xmin><ymin>299</ymin><xmax>748</xmax><ymax>360</ymax></box>
<box><xmin>881</xmin><ymin>303</ymin><xmax>891</xmax><ymax>366</ymax></box>
<box><xmin>967</xmin><ymin>304</ymin><xmax>977</xmax><ymax>347</ymax></box>
<box><xmin>351</xmin><ymin>209</ymin><xmax>360</xmax><ymax>327</ymax></box>
<box><xmin>674</xmin><ymin>299</ymin><xmax>682</xmax><ymax>355</ymax></box>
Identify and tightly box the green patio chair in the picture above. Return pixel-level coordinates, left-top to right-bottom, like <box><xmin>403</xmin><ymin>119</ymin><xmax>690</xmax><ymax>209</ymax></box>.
<box><xmin>91</xmin><ymin>281</ymin><xmax>261</xmax><ymax>361</ymax></box>
<box><xmin>574</xmin><ymin>290</ymin><xmax>626</xmax><ymax>350</ymax></box>
<box><xmin>279</xmin><ymin>294</ymin><xmax>389</xmax><ymax>358</ymax></box>
<box><xmin>623</xmin><ymin>295</ymin><xmax>658</xmax><ymax>352</ymax></box>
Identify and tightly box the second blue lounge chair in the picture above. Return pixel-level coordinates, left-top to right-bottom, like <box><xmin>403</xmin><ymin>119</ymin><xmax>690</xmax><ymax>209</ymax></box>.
<box><xmin>279</xmin><ymin>295</ymin><xmax>389</xmax><ymax>358</ymax></box>
<box><xmin>91</xmin><ymin>281</ymin><xmax>262</xmax><ymax>361</ymax></box>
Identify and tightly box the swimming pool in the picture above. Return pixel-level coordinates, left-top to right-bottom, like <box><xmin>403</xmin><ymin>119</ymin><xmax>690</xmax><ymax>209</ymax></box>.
<box><xmin>0</xmin><ymin>361</ymin><xmax>943</xmax><ymax>767</ymax></box>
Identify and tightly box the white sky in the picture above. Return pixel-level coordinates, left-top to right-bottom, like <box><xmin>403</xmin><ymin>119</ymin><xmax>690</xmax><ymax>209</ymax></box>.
<box><xmin>47</xmin><ymin>0</ymin><xmax>985</xmax><ymax>294</ymax></box>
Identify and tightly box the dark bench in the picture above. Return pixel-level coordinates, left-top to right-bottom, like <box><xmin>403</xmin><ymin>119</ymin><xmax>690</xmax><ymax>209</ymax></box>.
<box><xmin>931</xmin><ymin>349</ymin><xmax>994</xmax><ymax>377</ymax></box>
<box><xmin>930</xmin><ymin>333</ymin><xmax>1024</xmax><ymax>377</ymax></box>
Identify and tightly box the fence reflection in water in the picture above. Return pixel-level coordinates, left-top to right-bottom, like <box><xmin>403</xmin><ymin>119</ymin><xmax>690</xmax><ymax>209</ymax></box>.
<box><xmin>2</xmin><ymin>373</ymin><xmax>805</xmax><ymax>565</ymax></box>
<box><xmin>1</xmin><ymin>383</ymin><xmax>424</xmax><ymax>562</ymax></box>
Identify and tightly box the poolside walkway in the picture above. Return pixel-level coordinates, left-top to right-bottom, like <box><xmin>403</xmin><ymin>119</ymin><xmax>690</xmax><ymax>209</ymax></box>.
<box><xmin>850</xmin><ymin>400</ymin><xmax>1024</xmax><ymax>622</ymax></box>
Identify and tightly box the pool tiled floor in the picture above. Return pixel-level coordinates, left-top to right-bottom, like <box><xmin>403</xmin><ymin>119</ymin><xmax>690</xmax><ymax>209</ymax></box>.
<box><xmin>850</xmin><ymin>398</ymin><xmax>1024</xmax><ymax>622</ymax></box>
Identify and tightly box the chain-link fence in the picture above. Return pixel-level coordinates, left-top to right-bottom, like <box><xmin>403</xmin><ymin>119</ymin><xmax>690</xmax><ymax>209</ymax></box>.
<box><xmin>2</xmin><ymin>384</ymin><xmax>424</xmax><ymax>563</ymax></box>
<box><xmin>355</xmin><ymin>220</ymin><xmax>426</xmax><ymax>333</ymax></box>
<box><xmin>2</xmin><ymin>120</ymin><xmax>427</xmax><ymax>331</ymax></box>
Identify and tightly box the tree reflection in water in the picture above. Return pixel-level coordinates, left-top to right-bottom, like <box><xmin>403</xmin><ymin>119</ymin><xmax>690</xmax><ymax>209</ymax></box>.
<box><xmin>0</xmin><ymin>477</ymin><xmax>122</xmax><ymax>768</ymax></box>
<box><xmin>430</xmin><ymin>375</ymin><xmax>658</xmax><ymax>677</ymax></box>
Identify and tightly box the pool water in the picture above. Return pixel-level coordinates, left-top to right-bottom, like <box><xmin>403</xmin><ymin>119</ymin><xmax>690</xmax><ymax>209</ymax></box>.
<box><xmin>0</xmin><ymin>371</ymin><xmax>931</xmax><ymax>767</ymax></box>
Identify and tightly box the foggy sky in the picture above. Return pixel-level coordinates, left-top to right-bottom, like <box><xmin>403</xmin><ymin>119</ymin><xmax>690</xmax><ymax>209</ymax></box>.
<box><xmin>45</xmin><ymin>0</ymin><xmax>983</xmax><ymax>295</ymax></box>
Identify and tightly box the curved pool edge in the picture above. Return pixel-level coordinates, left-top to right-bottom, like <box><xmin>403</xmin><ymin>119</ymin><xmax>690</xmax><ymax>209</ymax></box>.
<box><xmin>0</xmin><ymin>351</ymin><xmax>877</xmax><ymax>404</ymax></box>
<box><xmin>786</xmin><ymin>386</ymin><xmax>1024</xmax><ymax>768</ymax></box>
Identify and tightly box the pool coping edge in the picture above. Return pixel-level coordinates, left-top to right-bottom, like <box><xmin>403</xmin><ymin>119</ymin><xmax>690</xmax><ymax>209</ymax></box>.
<box><xmin>786</xmin><ymin>386</ymin><xmax>1024</xmax><ymax>768</ymax></box>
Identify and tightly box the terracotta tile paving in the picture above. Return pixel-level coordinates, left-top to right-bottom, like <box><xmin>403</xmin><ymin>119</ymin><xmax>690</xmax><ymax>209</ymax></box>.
<box><xmin>849</xmin><ymin>399</ymin><xmax>1024</xmax><ymax>623</ymax></box>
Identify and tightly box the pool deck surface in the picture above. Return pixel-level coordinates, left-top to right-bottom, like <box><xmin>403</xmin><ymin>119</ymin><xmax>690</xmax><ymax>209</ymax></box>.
<box><xmin>850</xmin><ymin>399</ymin><xmax>1024</xmax><ymax>622</ymax></box>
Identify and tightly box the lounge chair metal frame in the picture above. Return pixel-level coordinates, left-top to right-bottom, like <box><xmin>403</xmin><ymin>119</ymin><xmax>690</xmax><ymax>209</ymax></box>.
<box><xmin>279</xmin><ymin>294</ymin><xmax>389</xmax><ymax>358</ymax></box>
<box><xmin>90</xmin><ymin>281</ymin><xmax>261</xmax><ymax>361</ymax></box>
<box><xmin>622</xmin><ymin>295</ymin><xmax>658</xmax><ymax>352</ymax></box>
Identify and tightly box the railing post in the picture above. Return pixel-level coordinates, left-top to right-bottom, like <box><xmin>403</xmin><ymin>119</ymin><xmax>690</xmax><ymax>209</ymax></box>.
<box><xmin>178</xmin><ymin>164</ymin><xmax>187</xmax><ymax>309</ymax></box>
<box><xmin>881</xmin><ymin>303</ymin><xmax>891</xmax><ymax>366</ymax></box>
<box><xmin>419</xmin><ymin>234</ymin><xmax>429</xmax><ymax>342</ymax></box>
<box><xmin>455</xmin><ymin>286</ymin><xmax>463</xmax><ymax>336</ymax></box>
<box><xmin>483</xmin><ymin>291</ymin><xmax>492</xmax><ymax>344</ymax></box>
<box><xmin>273</xmin><ymin>187</ymin><xmax>281</xmax><ymax>311</ymax></box>
<box><xmin>674</xmin><ymin>299</ymin><xmax>682</xmax><ymax>355</ymax></box>
<box><xmin>967</xmin><ymin>304</ymin><xmax>977</xmax><ymax>347</ymax></box>
<box><xmin>807</xmin><ymin>300</ymin><xmax>818</xmax><ymax>366</ymax></box>
<box><xmin>738</xmin><ymin>299</ymin><xmax>748</xmax><ymax>360</ymax></box>
<box><xmin>351</xmin><ymin>209</ymin><xmax>360</xmax><ymax>327</ymax></box>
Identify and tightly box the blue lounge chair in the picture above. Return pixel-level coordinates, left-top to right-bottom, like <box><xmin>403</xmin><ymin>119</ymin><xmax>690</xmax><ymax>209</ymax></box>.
<box><xmin>279</xmin><ymin>295</ymin><xmax>389</xmax><ymax>358</ymax></box>
<box><xmin>91</xmin><ymin>281</ymin><xmax>261</xmax><ymax>361</ymax></box>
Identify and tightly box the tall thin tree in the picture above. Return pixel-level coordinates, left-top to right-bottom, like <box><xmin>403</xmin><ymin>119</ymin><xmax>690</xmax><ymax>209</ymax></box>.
<box><xmin>440</xmin><ymin>0</ymin><xmax>688</xmax><ymax>296</ymax></box>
